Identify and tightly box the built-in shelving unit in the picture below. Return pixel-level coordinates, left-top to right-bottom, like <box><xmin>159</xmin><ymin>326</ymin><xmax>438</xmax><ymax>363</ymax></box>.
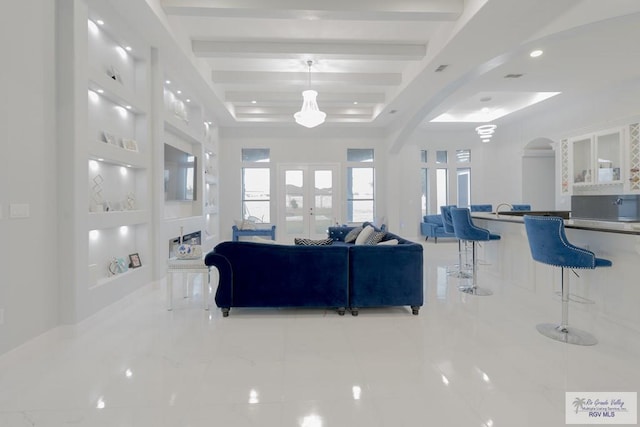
<box><xmin>57</xmin><ymin>0</ymin><xmax>222</xmax><ymax>322</ymax></box>
<box><xmin>203</xmin><ymin>122</ymin><xmax>220</xmax><ymax>249</ymax></box>
<box><xmin>86</xmin><ymin>7</ymin><xmax>151</xmax><ymax>289</ymax></box>
<box><xmin>160</xmin><ymin>77</ymin><xmax>220</xmax><ymax>259</ymax></box>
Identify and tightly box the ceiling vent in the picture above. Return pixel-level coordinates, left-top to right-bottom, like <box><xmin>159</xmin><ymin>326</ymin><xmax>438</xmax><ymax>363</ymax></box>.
<box><xmin>435</xmin><ymin>64</ymin><xmax>449</xmax><ymax>72</ymax></box>
<box><xmin>504</xmin><ymin>73</ymin><xmax>524</xmax><ymax>79</ymax></box>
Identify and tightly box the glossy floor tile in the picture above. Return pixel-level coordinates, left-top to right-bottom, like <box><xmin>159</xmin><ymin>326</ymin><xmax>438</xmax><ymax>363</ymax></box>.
<box><xmin>0</xmin><ymin>241</ymin><xmax>638</xmax><ymax>426</ymax></box>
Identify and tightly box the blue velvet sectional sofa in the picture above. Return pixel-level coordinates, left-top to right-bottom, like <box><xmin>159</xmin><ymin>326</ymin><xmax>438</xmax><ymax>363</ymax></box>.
<box><xmin>420</xmin><ymin>215</ymin><xmax>455</xmax><ymax>242</ymax></box>
<box><xmin>328</xmin><ymin>226</ymin><xmax>423</xmax><ymax>316</ymax></box>
<box><xmin>205</xmin><ymin>242</ymin><xmax>349</xmax><ymax>316</ymax></box>
<box><xmin>204</xmin><ymin>225</ymin><xmax>423</xmax><ymax>316</ymax></box>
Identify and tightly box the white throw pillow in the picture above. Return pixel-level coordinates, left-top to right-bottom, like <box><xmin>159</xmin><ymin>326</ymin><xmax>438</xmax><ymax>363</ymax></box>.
<box><xmin>377</xmin><ymin>239</ymin><xmax>399</xmax><ymax>246</ymax></box>
<box><xmin>355</xmin><ymin>225</ymin><xmax>375</xmax><ymax>245</ymax></box>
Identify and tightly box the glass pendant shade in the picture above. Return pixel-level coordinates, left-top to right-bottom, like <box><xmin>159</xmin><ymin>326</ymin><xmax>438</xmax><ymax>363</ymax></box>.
<box><xmin>294</xmin><ymin>89</ymin><xmax>326</xmax><ymax>128</ymax></box>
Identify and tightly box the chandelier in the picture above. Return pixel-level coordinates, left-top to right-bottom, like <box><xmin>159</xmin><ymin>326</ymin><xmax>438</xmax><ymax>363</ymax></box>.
<box><xmin>294</xmin><ymin>60</ymin><xmax>326</xmax><ymax>128</ymax></box>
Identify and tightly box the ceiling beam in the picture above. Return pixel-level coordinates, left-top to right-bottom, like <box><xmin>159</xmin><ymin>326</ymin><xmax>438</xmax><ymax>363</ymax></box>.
<box><xmin>213</xmin><ymin>70</ymin><xmax>401</xmax><ymax>85</ymax></box>
<box><xmin>162</xmin><ymin>0</ymin><xmax>463</xmax><ymax>21</ymax></box>
<box><xmin>225</xmin><ymin>91</ymin><xmax>386</xmax><ymax>104</ymax></box>
<box><xmin>192</xmin><ymin>40</ymin><xmax>426</xmax><ymax>60</ymax></box>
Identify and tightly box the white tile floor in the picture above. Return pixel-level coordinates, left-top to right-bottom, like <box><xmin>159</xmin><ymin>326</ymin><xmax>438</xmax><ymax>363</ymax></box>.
<box><xmin>1</xmin><ymin>241</ymin><xmax>638</xmax><ymax>426</ymax></box>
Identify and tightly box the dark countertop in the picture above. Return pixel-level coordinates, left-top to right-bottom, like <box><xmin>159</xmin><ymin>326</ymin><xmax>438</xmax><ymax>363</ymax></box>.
<box><xmin>472</xmin><ymin>212</ymin><xmax>640</xmax><ymax>236</ymax></box>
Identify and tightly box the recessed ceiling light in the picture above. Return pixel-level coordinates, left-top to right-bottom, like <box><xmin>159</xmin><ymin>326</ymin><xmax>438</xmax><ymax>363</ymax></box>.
<box><xmin>165</xmin><ymin>80</ymin><xmax>171</xmax><ymax>84</ymax></box>
<box><xmin>186</xmin><ymin>99</ymin><xmax>191</xmax><ymax>103</ymax></box>
<box><xmin>125</xmin><ymin>46</ymin><xmax>132</xmax><ymax>52</ymax></box>
<box><xmin>353</xmin><ymin>101</ymin><xmax>358</xmax><ymax>105</ymax></box>
<box><xmin>251</xmin><ymin>100</ymin><xmax>257</xmax><ymax>104</ymax></box>
<box><xmin>96</xmin><ymin>19</ymin><xmax>104</xmax><ymax>26</ymax></box>
<box><xmin>96</xmin><ymin>89</ymin><xmax>104</xmax><ymax>94</ymax></box>
<box><xmin>177</xmin><ymin>90</ymin><xmax>182</xmax><ymax>94</ymax></box>
<box><xmin>125</xmin><ymin>105</ymin><xmax>132</xmax><ymax>110</ymax></box>
<box><xmin>530</xmin><ymin>49</ymin><xmax>543</xmax><ymax>58</ymax></box>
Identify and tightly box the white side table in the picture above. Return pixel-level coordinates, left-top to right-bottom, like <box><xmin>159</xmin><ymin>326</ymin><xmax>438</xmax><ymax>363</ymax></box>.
<box><xmin>167</xmin><ymin>257</ymin><xmax>210</xmax><ymax>311</ymax></box>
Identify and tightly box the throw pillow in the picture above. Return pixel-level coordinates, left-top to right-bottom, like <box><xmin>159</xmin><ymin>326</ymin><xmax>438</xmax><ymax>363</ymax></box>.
<box><xmin>344</xmin><ymin>226</ymin><xmax>362</xmax><ymax>243</ymax></box>
<box><xmin>364</xmin><ymin>231</ymin><xmax>386</xmax><ymax>245</ymax></box>
<box><xmin>355</xmin><ymin>225</ymin><xmax>375</xmax><ymax>245</ymax></box>
<box><xmin>294</xmin><ymin>237</ymin><xmax>333</xmax><ymax>246</ymax></box>
<box><xmin>377</xmin><ymin>239</ymin><xmax>399</xmax><ymax>246</ymax></box>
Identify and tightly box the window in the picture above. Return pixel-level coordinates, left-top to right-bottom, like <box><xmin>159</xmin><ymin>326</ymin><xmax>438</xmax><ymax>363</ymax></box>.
<box><xmin>457</xmin><ymin>167</ymin><xmax>471</xmax><ymax>207</ymax></box>
<box><xmin>456</xmin><ymin>149</ymin><xmax>471</xmax><ymax>163</ymax></box>
<box><xmin>241</xmin><ymin>149</ymin><xmax>270</xmax><ymax>222</ymax></box>
<box><xmin>347</xmin><ymin>148</ymin><xmax>374</xmax><ymax>162</ymax></box>
<box><xmin>422</xmin><ymin>148</ymin><xmax>471</xmax><ymax>214</ymax></box>
<box><xmin>347</xmin><ymin>149</ymin><xmax>374</xmax><ymax>222</ymax></box>
<box><xmin>242</xmin><ymin>148</ymin><xmax>270</xmax><ymax>162</ymax></box>
<box><xmin>421</xmin><ymin>168</ymin><xmax>429</xmax><ymax>216</ymax></box>
<box><xmin>436</xmin><ymin>168</ymin><xmax>448</xmax><ymax>209</ymax></box>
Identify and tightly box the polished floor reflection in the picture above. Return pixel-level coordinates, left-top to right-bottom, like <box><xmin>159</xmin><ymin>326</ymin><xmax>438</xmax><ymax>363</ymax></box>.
<box><xmin>0</xmin><ymin>241</ymin><xmax>638</xmax><ymax>426</ymax></box>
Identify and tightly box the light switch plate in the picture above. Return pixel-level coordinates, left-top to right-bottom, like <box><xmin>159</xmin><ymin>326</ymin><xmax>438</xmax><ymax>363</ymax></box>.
<box><xmin>10</xmin><ymin>203</ymin><xmax>30</xmax><ymax>218</ymax></box>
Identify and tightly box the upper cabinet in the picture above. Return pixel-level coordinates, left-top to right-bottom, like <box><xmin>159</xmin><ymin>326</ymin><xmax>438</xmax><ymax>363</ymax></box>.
<box><xmin>571</xmin><ymin>136</ymin><xmax>593</xmax><ymax>184</ymax></box>
<box><xmin>594</xmin><ymin>129</ymin><xmax>622</xmax><ymax>184</ymax></box>
<box><xmin>563</xmin><ymin>123</ymin><xmax>640</xmax><ymax>195</ymax></box>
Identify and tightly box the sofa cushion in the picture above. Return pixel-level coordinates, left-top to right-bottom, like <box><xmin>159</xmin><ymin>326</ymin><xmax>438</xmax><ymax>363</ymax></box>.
<box><xmin>344</xmin><ymin>226</ymin><xmax>363</xmax><ymax>243</ymax></box>
<box><xmin>294</xmin><ymin>237</ymin><xmax>333</xmax><ymax>246</ymax></box>
<box><xmin>377</xmin><ymin>238</ymin><xmax>398</xmax><ymax>246</ymax></box>
<box><xmin>355</xmin><ymin>225</ymin><xmax>375</xmax><ymax>245</ymax></box>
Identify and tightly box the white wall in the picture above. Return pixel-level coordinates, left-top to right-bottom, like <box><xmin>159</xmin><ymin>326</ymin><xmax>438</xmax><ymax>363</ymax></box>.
<box><xmin>0</xmin><ymin>0</ymin><xmax>58</xmax><ymax>355</ymax></box>
<box><xmin>218</xmin><ymin>131</ymin><xmax>389</xmax><ymax>242</ymax></box>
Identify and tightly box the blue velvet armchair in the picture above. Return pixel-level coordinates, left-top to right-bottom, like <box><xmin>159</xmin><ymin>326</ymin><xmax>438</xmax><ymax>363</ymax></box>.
<box><xmin>420</xmin><ymin>214</ymin><xmax>455</xmax><ymax>242</ymax></box>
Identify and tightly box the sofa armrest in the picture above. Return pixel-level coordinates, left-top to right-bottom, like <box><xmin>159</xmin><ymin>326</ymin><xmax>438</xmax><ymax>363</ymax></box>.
<box><xmin>349</xmin><ymin>244</ymin><xmax>424</xmax><ymax>309</ymax></box>
<box><xmin>204</xmin><ymin>252</ymin><xmax>233</xmax><ymax>308</ymax></box>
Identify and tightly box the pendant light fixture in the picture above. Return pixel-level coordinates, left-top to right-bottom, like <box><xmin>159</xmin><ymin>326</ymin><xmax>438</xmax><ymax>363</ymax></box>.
<box><xmin>294</xmin><ymin>60</ymin><xmax>326</xmax><ymax>128</ymax></box>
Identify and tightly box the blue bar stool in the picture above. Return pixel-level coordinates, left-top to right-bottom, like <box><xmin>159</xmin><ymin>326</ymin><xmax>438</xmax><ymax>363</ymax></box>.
<box><xmin>450</xmin><ymin>207</ymin><xmax>500</xmax><ymax>296</ymax></box>
<box><xmin>511</xmin><ymin>204</ymin><xmax>531</xmax><ymax>211</ymax></box>
<box><xmin>470</xmin><ymin>204</ymin><xmax>493</xmax><ymax>212</ymax></box>
<box><xmin>523</xmin><ymin>215</ymin><xmax>612</xmax><ymax>345</ymax></box>
<box><xmin>441</xmin><ymin>205</ymin><xmax>471</xmax><ymax>279</ymax></box>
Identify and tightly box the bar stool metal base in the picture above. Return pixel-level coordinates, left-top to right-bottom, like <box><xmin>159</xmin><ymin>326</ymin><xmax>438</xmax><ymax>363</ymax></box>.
<box><xmin>536</xmin><ymin>323</ymin><xmax>598</xmax><ymax>346</ymax></box>
<box><xmin>458</xmin><ymin>285</ymin><xmax>493</xmax><ymax>296</ymax></box>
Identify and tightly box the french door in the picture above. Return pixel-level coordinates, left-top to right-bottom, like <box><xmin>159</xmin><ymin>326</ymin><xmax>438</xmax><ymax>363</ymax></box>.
<box><xmin>278</xmin><ymin>164</ymin><xmax>339</xmax><ymax>240</ymax></box>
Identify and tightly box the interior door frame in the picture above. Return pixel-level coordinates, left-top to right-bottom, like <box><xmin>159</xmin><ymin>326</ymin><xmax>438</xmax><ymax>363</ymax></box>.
<box><xmin>277</xmin><ymin>163</ymin><xmax>340</xmax><ymax>241</ymax></box>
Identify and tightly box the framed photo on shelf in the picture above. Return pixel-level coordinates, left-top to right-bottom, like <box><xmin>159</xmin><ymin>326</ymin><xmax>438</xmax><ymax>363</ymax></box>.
<box><xmin>122</xmin><ymin>138</ymin><xmax>139</xmax><ymax>152</ymax></box>
<box><xmin>129</xmin><ymin>253</ymin><xmax>142</xmax><ymax>268</ymax></box>
<box><xmin>107</xmin><ymin>65</ymin><xmax>123</xmax><ymax>84</ymax></box>
<box><xmin>102</xmin><ymin>131</ymin><xmax>117</xmax><ymax>145</ymax></box>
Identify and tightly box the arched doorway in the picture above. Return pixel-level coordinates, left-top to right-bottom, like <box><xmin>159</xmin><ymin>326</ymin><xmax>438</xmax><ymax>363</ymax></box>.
<box><xmin>522</xmin><ymin>138</ymin><xmax>555</xmax><ymax>210</ymax></box>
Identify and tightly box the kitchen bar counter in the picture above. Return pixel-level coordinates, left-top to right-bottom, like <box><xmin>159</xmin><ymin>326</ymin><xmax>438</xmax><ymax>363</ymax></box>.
<box><xmin>469</xmin><ymin>213</ymin><xmax>640</xmax><ymax>335</ymax></box>
<box><xmin>472</xmin><ymin>212</ymin><xmax>640</xmax><ymax>235</ymax></box>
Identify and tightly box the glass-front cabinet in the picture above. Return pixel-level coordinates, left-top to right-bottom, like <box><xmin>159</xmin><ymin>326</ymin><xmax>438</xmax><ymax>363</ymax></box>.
<box><xmin>570</xmin><ymin>127</ymin><xmax>623</xmax><ymax>186</ymax></box>
<box><xmin>595</xmin><ymin>130</ymin><xmax>622</xmax><ymax>183</ymax></box>
<box><xmin>572</xmin><ymin>137</ymin><xmax>592</xmax><ymax>184</ymax></box>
